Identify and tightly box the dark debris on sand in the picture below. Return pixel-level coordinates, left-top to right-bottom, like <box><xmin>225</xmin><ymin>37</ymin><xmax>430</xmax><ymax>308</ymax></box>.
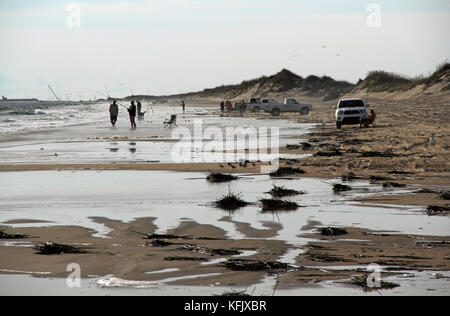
<box><xmin>314</xmin><ymin>149</ymin><xmax>343</xmax><ymax>157</ymax></box>
<box><xmin>382</xmin><ymin>182</ymin><xmax>407</xmax><ymax>188</ymax></box>
<box><xmin>427</xmin><ymin>205</ymin><xmax>450</xmax><ymax>216</ymax></box>
<box><xmin>440</xmin><ymin>192</ymin><xmax>450</xmax><ymax>200</ymax></box>
<box><xmin>142</xmin><ymin>233</ymin><xmax>189</xmax><ymax>240</ymax></box>
<box><xmin>370</xmin><ymin>175</ymin><xmax>391</xmax><ymax>182</ymax></box>
<box><xmin>164</xmin><ymin>256</ymin><xmax>208</xmax><ymax>262</ymax></box>
<box><xmin>269</xmin><ymin>167</ymin><xmax>305</xmax><ymax>177</ymax></box>
<box><xmin>319</xmin><ymin>227</ymin><xmax>348</xmax><ymax>236</ymax></box>
<box><xmin>146</xmin><ymin>239</ymin><xmax>176</xmax><ymax>247</ymax></box>
<box><xmin>260</xmin><ymin>198</ymin><xmax>300</xmax><ymax>212</ymax></box>
<box><xmin>180</xmin><ymin>244</ymin><xmax>242</xmax><ymax>256</ymax></box>
<box><xmin>265</xmin><ymin>185</ymin><xmax>304</xmax><ymax>198</ymax></box>
<box><xmin>333</xmin><ymin>184</ymin><xmax>352</xmax><ymax>193</ymax></box>
<box><xmin>221</xmin><ymin>259</ymin><xmax>292</xmax><ymax>273</ymax></box>
<box><xmin>215</xmin><ymin>192</ymin><xmax>251</xmax><ymax>211</ymax></box>
<box><xmin>0</xmin><ymin>231</ymin><xmax>30</xmax><ymax>239</ymax></box>
<box><xmin>217</xmin><ymin>290</ymin><xmax>252</xmax><ymax>297</ymax></box>
<box><xmin>207</xmin><ymin>172</ymin><xmax>238</xmax><ymax>183</ymax></box>
<box><xmin>35</xmin><ymin>242</ymin><xmax>87</xmax><ymax>255</ymax></box>
<box><xmin>341</xmin><ymin>172</ymin><xmax>360</xmax><ymax>182</ymax></box>
<box><xmin>350</xmin><ymin>274</ymin><xmax>400</xmax><ymax>292</ymax></box>
<box><xmin>360</xmin><ymin>150</ymin><xmax>402</xmax><ymax>158</ymax></box>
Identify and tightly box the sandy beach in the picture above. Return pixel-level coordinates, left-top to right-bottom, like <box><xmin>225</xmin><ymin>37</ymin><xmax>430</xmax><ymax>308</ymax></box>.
<box><xmin>1</xmin><ymin>93</ymin><xmax>449</xmax><ymax>296</ymax></box>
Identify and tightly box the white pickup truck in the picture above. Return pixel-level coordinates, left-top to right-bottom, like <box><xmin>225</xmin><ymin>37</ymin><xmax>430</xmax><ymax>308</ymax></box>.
<box><xmin>257</xmin><ymin>98</ymin><xmax>312</xmax><ymax>116</ymax></box>
<box><xmin>334</xmin><ymin>98</ymin><xmax>370</xmax><ymax>129</ymax></box>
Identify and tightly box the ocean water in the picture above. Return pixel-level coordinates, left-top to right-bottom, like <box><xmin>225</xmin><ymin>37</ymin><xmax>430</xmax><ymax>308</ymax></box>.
<box><xmin>0</xmin><ymin>101</ymin><xmax>109</xmax><ymax>134</ymax></box>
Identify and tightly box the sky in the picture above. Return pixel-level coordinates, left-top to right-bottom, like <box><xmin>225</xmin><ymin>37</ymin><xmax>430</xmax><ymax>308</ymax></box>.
<box><xmin>0</xmin><ymin>0</ymin><xmax>449</xmax><ymax>100</ymax></box>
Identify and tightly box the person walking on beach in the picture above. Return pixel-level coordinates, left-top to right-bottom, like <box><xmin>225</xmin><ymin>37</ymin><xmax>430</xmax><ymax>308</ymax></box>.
<box><xmin>181</xmin><ymin>100</ymin><xmax>186</xmax><ymax>113</ymax></box>
<box><xmin>220</xmin><ymin>100</ymin><xmax>225</xmax><ymax>113</ymax></box>
<box><xmin>128</xmin><ymin>100</ymin><xmax>137</xmax><ymax>129</ymax></box>
<box><xmin>109</xmin><ymin>100</ymin><xmax>119</xmax><ymax>127</ymax></box>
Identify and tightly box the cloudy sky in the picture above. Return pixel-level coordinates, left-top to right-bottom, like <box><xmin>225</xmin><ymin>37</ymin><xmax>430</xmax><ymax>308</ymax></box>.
<box><xmin>0</xmin><ymin>0</ymin><xmax>449</xmax><ymax>100</ymax></box>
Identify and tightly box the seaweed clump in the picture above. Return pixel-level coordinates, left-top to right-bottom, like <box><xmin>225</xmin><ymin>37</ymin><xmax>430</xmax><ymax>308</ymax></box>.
<box><xmin>319</xmin><ymin>227</ymin><xmax>348</xmax><ymax>236</ymax></box>
<box><xmin>207</xmin><ymin>172</ymin><xmax>238</xmax><ymax>183</ymax></box>
<box><xmin>269</xmin><ymin>167</ymin><xmax>305</xmax><ymax>178</ymax></box>
<box><xmin>333</xmin><ymin>184</ymin><xmax>352</xmax><ymax>193</ymax></box>
<box><xmin>0</xmin><ymin>231</ymin><xmax>29</xmax><ymax>239</ymax></box>
<box><xmin>260</xmin><ymin>198</ymin><xmax>299</xmax><ymax>212</ymax></box>
<box><xmin>217</xmin><ymin>290</ymin><xmax>251</xmax><ymax>297</ymax></box>
<box><xmin>35</xmin><ymin>242</ymin><xmax>87</xmax><ymax>255</ymax></box>
<box><xmin>266</xmin><ymin>185</ymin><xmax>304</xmax><ymax>198</ymax></box>
<box><xmin>221</xmin><ymin>259</ymin><xmax>291</xmax><ymax>273</ymax></box>
<box><xmin>427</xmin><ymin>205</ymin><xmax>450</xmax><ymax>216</ymax></box>
<box><xmin>146</xmin><ymin>240</ymin><xmax>175</xmax><ymax>247</ymax></box>
<box><xmin>350</xmin><ymin>274</ymin><xmax>400</xmax><ymax>292</ymax></box>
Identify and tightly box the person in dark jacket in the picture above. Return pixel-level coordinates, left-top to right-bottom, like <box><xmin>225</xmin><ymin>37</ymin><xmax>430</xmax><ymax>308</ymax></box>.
<box><xmin>109</xmin><ymin>100</ymin><xmax>119</xmax><ymax>126</ymax></box>
<box><xmin>128</xmin><ymin>100</ymin><xmax>137</xmax><ymax>129</ymax></box>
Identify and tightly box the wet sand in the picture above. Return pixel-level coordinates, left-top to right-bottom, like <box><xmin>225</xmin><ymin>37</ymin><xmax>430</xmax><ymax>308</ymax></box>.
<box><xmin>1</xmin><ymin>95</ymin><xmax>449</xmax><ymax>295</ymax></box>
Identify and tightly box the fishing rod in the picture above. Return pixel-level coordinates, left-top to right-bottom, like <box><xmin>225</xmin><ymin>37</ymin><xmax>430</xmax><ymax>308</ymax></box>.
<box><xmin>95</xmin><ymin>91</ymin><xmax>130</xmax><ymax>110</ymax></box>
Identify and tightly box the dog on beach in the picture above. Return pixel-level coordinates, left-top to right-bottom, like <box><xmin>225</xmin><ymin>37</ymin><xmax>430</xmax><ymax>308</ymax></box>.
<box><xmin>360</xmin><ymin>109</ymin><xmax>376</xmax><ymax>128</ymax></box>
<box><xmin>138</xmin><ymin>111</ymin><xmax>147</xmax><ymax>120</ymax></box>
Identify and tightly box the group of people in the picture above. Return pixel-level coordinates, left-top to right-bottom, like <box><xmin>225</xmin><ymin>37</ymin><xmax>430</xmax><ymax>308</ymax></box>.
<box><xmin>109</xmin><ymin>99</ymin><xmax>143</xmax><ymax>129</ymax></box>
<box><xmin>220</xmin><ymin>100</ymin><xmax>247</xmax><ymax>114</ymax></box>
<box><xmin>109</xmin><ymin>99</ymin><xmax>186</xmax><ymax>128</ymax></box>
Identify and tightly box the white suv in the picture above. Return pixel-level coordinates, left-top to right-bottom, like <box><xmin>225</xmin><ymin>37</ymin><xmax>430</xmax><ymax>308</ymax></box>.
<box><xmin>334</xmin><ymin>98</ymin><xmax>370</xmax><ymax>129</ymax></box>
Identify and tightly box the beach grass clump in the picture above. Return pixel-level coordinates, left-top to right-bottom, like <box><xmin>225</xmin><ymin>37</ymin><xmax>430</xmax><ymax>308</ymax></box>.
<box><xmin>35</xmin><ymin>242</ymin><xmax>87</xmax><ymax>255</ymax></box>
<box><xmin>269</xmin><ymin>167</ymin><xmax>305</xmax><ymax>178</ymax></box>
<box><xmin>206</xmin><ymin>172</ymin><xmax>238</xmax><ymax>183</ymax></box>
<box><xmin>333</xmin><ymin>184</ymin><xmax>352</xmax><ymax>193</ymax></box>
<box><xmin>260</xmin><ymin>198</ymin><xmax>299</xmax><ymax>212</ymax></box>
<box><xmin>319</xmin><ymin>227</ymin><xmax>348</xmax><ymax>237</ymax></box>
<box><xmin>266</xmin><ymin>185</ymin><xmax>304</xmax><ymax>198</ymax></box>
<box><xmin>215</xmin><ymin>192</ymin><xmax>251</xmax><ymax>211</ymax></box>
<box><xmin>0</xmin><ymin>231</ymin><xmax>29</xmax><ymax>239</ymax></box>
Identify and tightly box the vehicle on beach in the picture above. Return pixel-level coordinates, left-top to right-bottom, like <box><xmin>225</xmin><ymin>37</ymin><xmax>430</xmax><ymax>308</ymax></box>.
<box><xmin>334</xmin><ymin>98</ymin><xmax>370</xmax><ymax>129</ymax></box>
<box><xmin>247</xmin><ymin>98</ymin><xmax>262</xmax><ymax>112</ymax></box>
<box><xmin>261</xmin><ymin>98</ymin><xmax>312</xmax><ymax>116</ymax></box>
